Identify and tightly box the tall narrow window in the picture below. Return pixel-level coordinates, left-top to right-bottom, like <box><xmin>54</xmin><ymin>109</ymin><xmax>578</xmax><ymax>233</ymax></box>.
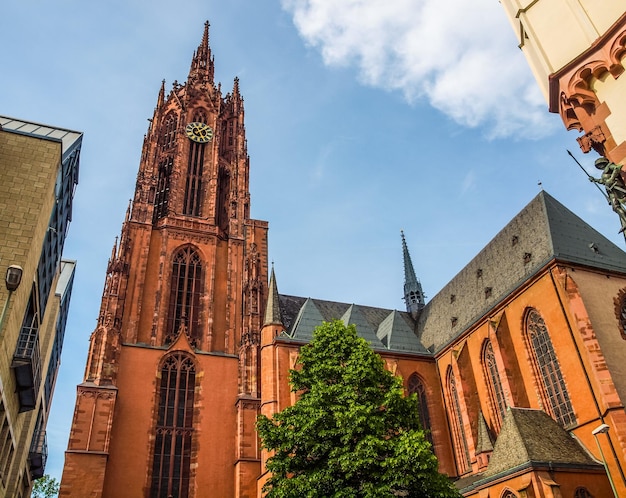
<box><xmin>153</xmin><ymin>157</ymin><xmax>173</xmax><ymax>222</ymax></box>
<box><xmin>216</xmin><ymin>166</ymin><xmax>231</xmax><ymax>232</ymax></box>
<box><xmin>150</xmin><ymin>353</ymin><xmax>195</xmax><ymax>498</ymax></box>
<box><xmin>183</xmin><ymin>112</ymin><xmax>207</xmax><ymax>216</ymax></box>
<box><xmin>160</xmin><ymin>113</ymin><xmax>178</xmax><ymax>151</ymax></box>
<box><xmin>618</xmin><ymin>293</ymin><xmax>626</xmax><ymax>339</ymax></box>
<box><xmin>447</xmin><ymin>368</ymin><xmax>470</xmax><ymax>474</ymax></box>
<box><xmin>166</xmin><ymin>247</ymin><xmax>203</xmax><ymax>346</ymax></box>
<box><xmin>482</xmin><ymin>340</ymin><xmax>507</xmax><ymax>429</ymax></box>
<box><xmin>525</xmin><ymin>308</ymin><xmax>575</xmax><ymax>427</ymax></box>
<box><xmin>407</xmin><ymin>373</ymin><xmax>433</xmax><ymax>446</ymax></box>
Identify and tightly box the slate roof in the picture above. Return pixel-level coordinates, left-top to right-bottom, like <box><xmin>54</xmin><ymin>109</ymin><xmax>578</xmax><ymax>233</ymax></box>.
<box><xmin>484</xmin><ymin>407</ymin><xmax>600</xmax><ymax>477</ymax></box>
<box><xmin>277</xmin><ymin>294</ymin><xmax>428</xmax><ymax>354</ymax></box>
<box><xmin>418</xmin><ymin>191</ymin><xmax>626</xmax><ymax>352</ymax></box>
<box><xmin>275</xmin><ymin>193</ymin><xmax>626</xmax><ymax>355</ymax></box>
<box><xmin>457</xmin><ymin>408</ymin><xmax>603</xmax><ymax>494</ymax></box>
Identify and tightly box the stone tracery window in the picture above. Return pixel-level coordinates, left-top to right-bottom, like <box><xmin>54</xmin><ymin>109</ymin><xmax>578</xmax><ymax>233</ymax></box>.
<box><xmin>446</xmin><ymin>367</ymin><xmax>470</xmax><ymax>474</ymax></box>
<box><xmin>153</xmin><ymin>157</ymin><xmax>173</xmax><ymax>221</ymax></box>
<box><xmin>166</xmin><ymin>247</ymin><xmax>203</xmax><ymax>346</ymax></box>
<box><xmin>160</xmin><ymin>113</ymin><xmax>178</xmax><ymax>151</ymax></box>
<box><xmin>525</xmin><ymin>308</ymin><xmax>576</xmax><ymax>427</ymax></box>
<box><xmin>150</xmin><ymin>352</ymin><xmax>196</xmax><ymax>498</ymax></box>
<box><xmin>407</xmin><ymin>373</ymin><xmax>433</xmax><ymax>446</ymax></box>
<box><xmin>482</xmin><ymin>340</ymin><xmax>507</xmax><ymax>430</ymax></box>
<box><xmin>183</xmin><ymin>111</ymin><xmax>208</xmax><ymax>216</ymax></box>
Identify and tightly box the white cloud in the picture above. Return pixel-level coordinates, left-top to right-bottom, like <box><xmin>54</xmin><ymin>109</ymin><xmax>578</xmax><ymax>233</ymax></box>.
<box><xmin>281</xmin><ymin>0</ymin><xmax>556</xmax><ymax>139</ymax></box>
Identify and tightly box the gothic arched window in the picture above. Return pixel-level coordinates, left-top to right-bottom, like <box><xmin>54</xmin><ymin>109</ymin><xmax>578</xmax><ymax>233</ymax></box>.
<box><xmin>574</xmin><ymin>487</ymin><xmax>593</xmax><ymax>498</ymax></box>
<box><xmin>183</xmin><ymin>111</ymin><xmax>208</xmax><ymax>216</ymax></box>
<box><xmin>482</xmin><ymin>340</ymin><xmax>507</xmax><ymax>430</ymax></box>
<box><xmin>525</xmin><ymin>308</ymin><xmax>576</xmax><ymax>427</ymax></box>
<box><xmin>160</xmin><ymin>113</ymin><xmax>178</xmax><ymax>151</ymax></box>
<box><xmin>166</xmin><ymin>247</ymin><xmax>203</xmax><ymax>346</ymax></box>
<box><xmin>446</xmin><ymin>367</ymin><xmax>470</xmax><ymax>474</ymax></box>
<box><xmin>150</xmin><ymin>352</ymin><xmax>196</xmax><ymax>498</ymax></box>
<box><xmin>153</xmin><ymin>156</ymin><xmax>173</xmax><ymax>222</ymax></box>
<box><xmin>216</xmin><ymin>166</ymin><xmax>231</xmax><ymax>232</ymax></box>
<box><xmin>407</xmin><ymin>373</ymin><xmax>433</xmax><ymax>446</ymax></box>
<box><xmin>618</xmin><ymin>294</ymin><xmax>626</xmax><ymax>339</ymax></box>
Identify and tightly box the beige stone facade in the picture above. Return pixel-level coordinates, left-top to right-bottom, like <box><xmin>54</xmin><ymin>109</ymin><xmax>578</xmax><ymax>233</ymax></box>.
<box><xmin>0</xmin><ymin>118</ymin><xmax>81</xmax><ymax>496</ymax></box>
<box><xmin>500</xmin><ymin>2</ymin><xmax>626</xmax><ymax>164</ymax></box>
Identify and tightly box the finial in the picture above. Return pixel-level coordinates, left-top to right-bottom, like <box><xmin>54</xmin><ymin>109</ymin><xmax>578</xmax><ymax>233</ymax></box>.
<box><xmin>203</xmin><ymin>20</ymin><xmax>210</xmax><ymax>48</ymax></box>
<box><xmin>110</xmin><ymin>236</ymin><xmax>119</xmax><ymax>262</ymax></box>
<box><xmin>188</xmin><ymin>21</ymin><xmax>214</xmax><ymax>84</ymax></box>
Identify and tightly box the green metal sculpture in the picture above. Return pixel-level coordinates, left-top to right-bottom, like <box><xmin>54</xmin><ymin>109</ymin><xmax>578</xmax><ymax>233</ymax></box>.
<box><xmin>589</xmin><ymin>157</ymin><xmax>626</xmax><ymax>234</ymax></box>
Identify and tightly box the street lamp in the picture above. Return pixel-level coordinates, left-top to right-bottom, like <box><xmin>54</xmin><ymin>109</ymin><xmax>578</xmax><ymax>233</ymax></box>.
<box><xmin>592</xmin><ymin>423</ymin><xmax>618</xmax><ymax>498</ymax></box>
<box><xmin>0</xmin><ymin>265</ymin><xmax>23</xmax><ymax>336</ymax></box>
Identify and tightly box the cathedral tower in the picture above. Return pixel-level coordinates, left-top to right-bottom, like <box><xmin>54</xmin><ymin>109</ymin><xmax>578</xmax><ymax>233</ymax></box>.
<box><xmin>60</xmin><ymin>22</ymin><xmax>268</xmax><ymax>498</ymax></box>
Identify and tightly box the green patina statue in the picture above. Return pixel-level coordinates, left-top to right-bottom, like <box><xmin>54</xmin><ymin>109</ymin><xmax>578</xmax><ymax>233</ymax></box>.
<box><xmin>589</xmin><ymin>157</ymin><xmax>626</xmax><ymax>233</ymax></box>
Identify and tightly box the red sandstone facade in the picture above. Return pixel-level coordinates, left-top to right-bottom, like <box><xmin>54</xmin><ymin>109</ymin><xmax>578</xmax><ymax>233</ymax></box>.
<box><xmin>60</xmin><ymin>23</ymin><xmax>267</xmax><ymax>497</ymax></box>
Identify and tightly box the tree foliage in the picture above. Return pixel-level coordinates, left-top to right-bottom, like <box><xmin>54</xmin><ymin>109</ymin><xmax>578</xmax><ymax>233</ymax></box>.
<box><xmin>31</xmin><ymin>474</ymin><xmax>60</xmax><ymax>498</ymax></box>
<box><xmin>257</xmin><ymin>320</ymin><xmax>460</xmax><ymax>498</ymax></box>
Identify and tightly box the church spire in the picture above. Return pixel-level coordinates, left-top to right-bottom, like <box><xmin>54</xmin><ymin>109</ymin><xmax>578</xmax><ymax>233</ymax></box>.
<box><xmin>188</xmin><ymin>20</ymin><xmax>215</xmax><ymax>84</ymax></box>
<box><xmin>264</xmin><ymin>263</ymin><xmax>283</xmax><ymax>326</ymax></box>
<box><xmin>401</xmin><ymin>231</ymin><xmax>425</xmax><ymax>315</ymax></box>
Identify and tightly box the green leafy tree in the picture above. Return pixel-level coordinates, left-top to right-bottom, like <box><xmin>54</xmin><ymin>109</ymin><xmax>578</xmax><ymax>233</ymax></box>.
<box><xmin>257</xmin><ymin>320</ymin><xmax>460</xmax><ymax>498</ymax></box>
<box><xmin>31</xmin><ymin>474</ymin><xmax>60</xmax><ymax>498</ymax></box>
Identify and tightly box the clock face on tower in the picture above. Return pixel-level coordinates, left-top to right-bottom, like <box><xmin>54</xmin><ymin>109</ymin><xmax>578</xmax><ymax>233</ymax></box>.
<box><xmin>185</xmin><ymin>122</ymin><xmax>213</xmax><ymax>143</ymax></box>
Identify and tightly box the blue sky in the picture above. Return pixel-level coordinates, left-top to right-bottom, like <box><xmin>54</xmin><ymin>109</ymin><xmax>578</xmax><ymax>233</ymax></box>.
<box><xmin>1</xmin><ymin>0</ymin><xmax>622</xmax><ymax>483</ymax></box>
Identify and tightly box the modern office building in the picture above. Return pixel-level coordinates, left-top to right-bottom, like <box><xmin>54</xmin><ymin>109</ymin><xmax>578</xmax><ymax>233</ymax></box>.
<box><xmin>0</xmin><ymin>116</ymin><xmax>81</xmax><ymax>496</ymax></box>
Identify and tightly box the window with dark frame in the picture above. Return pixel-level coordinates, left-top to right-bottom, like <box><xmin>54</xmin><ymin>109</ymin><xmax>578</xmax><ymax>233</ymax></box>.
<box><xmin>150</xmin><ymin>353</ymin><xmax>196</xmax><ymax>498</ymax></box>
<box><xmin>165</xmin><ymin>247</ymin><xmax>203</xmax><ymax>346</ymax></box>
<box><xmin>447</xmin><ymin>368</ymin><xmax>470</xmax><ymax>474</ymax></box>
<box><xmin>482</xmin><ymin>340</ymin><xmax>507</xmax><ymax>430</ymax></box>
<box><xmin>154</xmin><ymin>157</ymin><xmax>173</xmax><ymax>221</ymax></box>
<box><xmin>619</xmin><ymin>295</ymin><xmax>626</xmax><ymax>339</ymax></box>
<box><xmin>407</xmin><ymin>373</ymin><xmax>433</xmax><ymax>446</ymax></box>
<box><xmin>526</xmin><ymin>308</ymin><xmax>576</xmax><ymax>427</ymax></box>
<box><xmin>160</xmin><ymin>113</ymin><xmax>178</xmax><ymax>151</ymax></box>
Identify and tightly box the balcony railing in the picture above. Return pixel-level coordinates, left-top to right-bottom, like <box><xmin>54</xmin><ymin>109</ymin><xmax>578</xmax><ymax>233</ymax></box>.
<box><xmin>12</xmin><ymin>326</ymin><xmax>41</xmax><ymax>412</ymax></box>
<box><xmin>28</xmin><ymin>429</ymin><xmax>47</xmax><ymax>479</ymax></box>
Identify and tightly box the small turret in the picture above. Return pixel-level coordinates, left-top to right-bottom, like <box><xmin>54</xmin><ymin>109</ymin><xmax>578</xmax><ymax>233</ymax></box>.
<box><xmin>401</xmin><ymin>231</ymin><xmax>425</xmax><ymax>315</ymax></box>
<box><xmin>264</xmin><ymin>264</ymin><xmax>283</xmax><ymax>327</ymax></box>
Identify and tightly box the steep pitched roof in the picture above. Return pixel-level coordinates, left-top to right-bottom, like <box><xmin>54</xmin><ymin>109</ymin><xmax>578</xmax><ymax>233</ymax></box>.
<box><xmin>418</xmin><ymin>191</ymin><xmax>626</xmax><ymax>352</ymax></box>
<box><xmin>484</xmin><ymin>408</ymin><xmax>599</xmax><ymax>477</ymax></box>
<box><xmin>377</xmin><ymin>310</ymin><xmax>429</xmax><ymax>353</ymax></box>
<box><xmin>543</xmin><ymin>191</ymin><xmax>626</xmax><ymax>271</ymax></box>
<box><xmin>263</xmin><ymin>266</ymin><xmax>283</xmax><ymax>326</ymax></box>
<box><xmin>341</xmin><ymin>304</ymin><xmax>382</xmax><ymax>347</ymax></box>
<box><xmin>475</xmin><ymin>412</ymin><xmax>494</xmax><ymax>455</ymax></box>
<box><xmin>278</xmin><ymin>295</ymin><xmax>428</xmax><ymax>353</ymax></box>
<box><xmin>288</xmin><ymin>298</ymin><xmax>325</xmax><ymax>342</ymax></box>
